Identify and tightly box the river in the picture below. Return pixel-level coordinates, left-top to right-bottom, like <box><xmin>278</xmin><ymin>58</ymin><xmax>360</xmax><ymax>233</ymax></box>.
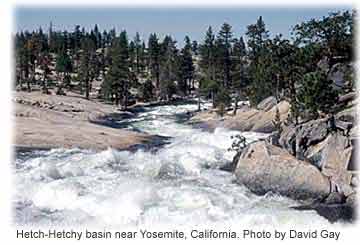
<box><xmin>13</xmin><ymin>102</ymin><xmax>333</xmax><ymax>228</ymax></box>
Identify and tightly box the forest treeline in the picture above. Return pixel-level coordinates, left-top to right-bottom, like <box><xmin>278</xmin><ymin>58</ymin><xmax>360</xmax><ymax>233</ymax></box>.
<box><xmin>14</xmin><ymin>10</ymin><xmax>355</xmax><ymax>122</ymax></box>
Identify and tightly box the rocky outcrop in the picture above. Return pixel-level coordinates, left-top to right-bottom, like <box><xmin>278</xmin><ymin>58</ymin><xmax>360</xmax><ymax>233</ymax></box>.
<box><xmin>14</xmin><ymin>91</ymin><xmax>154</xmax><ymax>151</ymax></box>
<box><xmin>190</xmin><ymin>97</ymin><xmax>290</xmax><ymax>134</ymax></box>
<box><xmin>221</xmin><ymin>100</ymin><xmax>290</xmax><ymax>133</ymax></box>
<box><xmin>278</xmin><ymin>105</ymin><xmax>356</xmax><ymax>199</ymax></box>
<box><xmin>279</xmin><ymin>118</ymin><xmax>329</xmax><ymax>160</ymax></box>
<box><xmin>234</xmin><ymin>141</ymin><xmax>331</xmax><ymax>201</ymax></box>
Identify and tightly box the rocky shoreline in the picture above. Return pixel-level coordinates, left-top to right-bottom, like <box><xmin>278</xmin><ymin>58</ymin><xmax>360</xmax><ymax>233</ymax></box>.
<box><xmin>13</xmin><ymin>91</ymin><xmax>161</xmax><ymax>151</ymax></box>
<box><xmin>191</xmin><ymin>95</ymin><xmax>358</xmax><ymax>223</ymax></box>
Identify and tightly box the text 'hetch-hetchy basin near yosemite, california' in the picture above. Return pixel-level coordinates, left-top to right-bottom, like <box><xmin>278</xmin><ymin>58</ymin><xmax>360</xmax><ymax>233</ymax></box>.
<box><xmin>17</xmin><ymin>229</ymin><xmax>341</xmax><ymax>240</ymax></box>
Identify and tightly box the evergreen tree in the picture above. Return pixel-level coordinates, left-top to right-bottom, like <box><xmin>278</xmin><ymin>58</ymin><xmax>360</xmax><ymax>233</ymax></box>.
<box><xmin>199</xmin><ymin>26</ymin><xmax>216</xmax><ymax>80</ymax></box>
<box><xmin>199</xmin><ymin>78</ymin><xmax>219</xmax><ymax>108</ymax></box>
<box><xmin>246</xmin><ymin>16</ymin><xmax>271</xmax><ymax>104</ymax></box>
<box><xmin>191</xmin><ymin>40</ymin><xmax>198</xmax><ymax>55</ymax></box>
<box><xmin>55</xmin><ymin>49</ymin><xmax>72</xmax><ymax>94</ymax></box>
<box><xmin>293</xmin><ymin>10</ymin><xmax>354</xmax><ymax>65</ymax></box>
<box><xmin>178</xmin><ymin>36</ymin><xmax>195</xmax><ymax>95</ymax></box>
<box><xmin>159</xmin><ymin>35</ymin><xmax>179</xmax><ymax>100</ymax></box>
<box><xmin>15</xmin><ymin>32</ymin><xmax>30</xmax><ymax>90</ymax></box>
<box><xmin>103</xmin><ymin>31</ymin><xmax>131</xmax><ymax>108</ymax></box>
<box><xmin>139</xmin><ymin>79</ymin><xmax>155</xmax><ymax>102</ymax></box>
<box><xmin>38</xmin><ymin>50</ymin><xmax>51</xmax><ymax>94</ymax></box>
<box><xmin>148</xmin><ymin>33</ymin><xmax>161</xmax><ymax>91</ymax></box>
<box><xmin>297</xmin><ymin>71</ymin><xmax>339</xmax><ymax>118</ymax></box>
<box><xmin>133</xmin><ymin>32</ymin><xmax>144</xmax><ymax>76</ymax></box>
<box><xmin>93</xmin><ymin>24</ymin><xmax>102</xmax><ymax>49</ymax></box>
<box><xmin>79</xmin><ymin>38</ymin><xmax>96</xmax><ymax>99</ymax></box>
<box><xmin>246</xmin><ymin>16</ymin><xmax>269</xmax><ymax>58</ymax></box>
<box><xmin>217</xmin><ymin>22</ymin><xmax>234</xmax><ymax>88</ymax></box>
<box><xmin>231</xmin><ymin>36</ymin><xmax>248</xmax><ymax>114</ymax></box>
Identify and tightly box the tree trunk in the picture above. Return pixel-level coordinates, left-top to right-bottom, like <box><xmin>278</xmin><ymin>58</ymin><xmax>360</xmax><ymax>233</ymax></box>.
<box><xmin>115</xmin><ymin>93</ymin><xmax>120</xmax><ymax>106</ymax></box>
<box><xmin>233</xmin><ymin>94</ymin><xmax>239</xmax><ymax>115</ymax></box>
<box><xmin>42</xmin><ymin>72</ymin><xmax>48</xmax><ymax>94</ymax></box>
<box><xmin>27</xmin><ymin>66</ymin><xmax>32</xmax><ymax>92</ymax></box>
<box><xmin>211</xmin><ymin>91</ymin><xmax>215</xmax><ymax>108</ymax></box>
<box><xmin>85</xmin><ymin>79</ymin><xmax>89</xmax><ymax>100</ymax></box>
<box><xmin>123</xmin><ymin>93</ymin><xmax>128</xmax><ymax>110</ymax></box>
<box><xmin>276</xmin><ymin>74</ymin><xmax>280</xmax><ymax>102</ymax></box>
<box><xmin>197</xmin><ymin>90</ymin><xmax>201</xmax><ymax>111</ymax></box>
<box><xmin>27</xmin><ymin>80</ymin><xmax>31</xmax><ymax>92</ymax></box>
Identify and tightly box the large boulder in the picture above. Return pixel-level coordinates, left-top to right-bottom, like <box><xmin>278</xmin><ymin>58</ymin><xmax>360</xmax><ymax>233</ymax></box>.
<box><xmin>256</xmin><ymin>96</ymin><xmax>277</xmax><ymax>111</ymax></box>
<box><xmin>222</xmin><ymin>108</ymin><xmax>260</xmax><ymax>131</ymax></box>
<box><xmin>234</xmin><ymin>141</ymin><xmax>331</xmax><ymax>201</ymax></box>
<box><xmin>225</xmin><ymin>100</ymin><xmax>290</xmax><ymax>133</ymax></box>
<box><xmin>251</xmin><ymin>100</ymin><xmax>290</xmax><ymax>133</ymax></box>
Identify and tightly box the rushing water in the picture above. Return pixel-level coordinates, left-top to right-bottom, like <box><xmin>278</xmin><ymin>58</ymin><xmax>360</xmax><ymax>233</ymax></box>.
<box><xmin>13</xmin><ymin>102</ymin><xmax>332</xmax><ymax>228</ymax></box>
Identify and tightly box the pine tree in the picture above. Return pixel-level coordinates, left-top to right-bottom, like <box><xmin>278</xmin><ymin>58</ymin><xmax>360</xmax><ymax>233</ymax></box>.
<box><xmin>246</xmin><ymin>16</ymin><xmax>269</xmax><ymax>58</ymax></box>
<box><xmin>246</xmin><ymin>16</ymin><xmax>271</xmax><ymax>104</ymax></box>
<box><xmin>38</xmin><ymin>50</ymin><xmax>51</xmax><ymax>94</ymax></box>
<box><xmin>159</xmin><ymin>35</ymin><xmax>179</xmax><ymax>100</ymax></box>
<box><xmin>148</xmin><ymin>33</ymin><xmax>161</xmax><ymax>91</ymax></box>
<box><xmin>293</xmin><ymin>10</ymin><xmax>354</xmax><ymax>65</ymax></box>
<box><xmin>231</xmin><ymin>36</ymin><xmax>248</xmax><ymax>114</ymax></box>
<box><xmin>297</xmin><ymin>71</ymin><xmax>339</xmax><ymax>119</ymax></box>
<box><xmin>15</xmin><ymin>32</ymin><xmax>30</xmax><ymax>90</ymax></box>
<box><xmin>178</xmin><ymin>36</ymin><xmax>195</xmax><ymax>95</ymax></box>
<box><xmin>139</xmin><ymin>79</ymin><xmax>155</xmax><ymax>102</ymax></box>
<box><xmin>103</xmin><ymin>31</ymin><xmax>131</xmax><ymax>108</ymax></box>
<box><xmin>133</xmin><ymin>32</ymin><xmax>144</xmax><ymax>76</ymax></box>
<box><xmin>199</xmin><ymin>26</ymin><xmax>216</xmax><ymax>80</ymax></box>
<box><xmin>191</xmin><ymin>40</ymin><xmax>198</xmax><ymax>55</ymax></box>
<box><xmin>217</xmin><ymin>22</ymin><xmax>234</xmax><ymax>88</ymax></box>
<box><xmin>79</xmin><ymin>38</ymin><xmax>96</xmax><ymax>99</ymax></box>
<box><xmin>55</xmin><ymin>49</ymin><xmax>72</xmax><ymax>94</ymax></box>
<box><xmin>93</xmin><ymin>24</ymin><xmax>102</xmax><ymax>49</ymax></box>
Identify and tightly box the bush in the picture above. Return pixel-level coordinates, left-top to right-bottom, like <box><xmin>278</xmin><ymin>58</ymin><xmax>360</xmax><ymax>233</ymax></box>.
<box><xmin>296</xmin><ymin>71</ymin><xmax>339</xmax><ymax>118</ymax></box>
<box><xmin>228</xmin><ymin>134</ymin><xmax>247</xmax><ymax>154</ymax></box>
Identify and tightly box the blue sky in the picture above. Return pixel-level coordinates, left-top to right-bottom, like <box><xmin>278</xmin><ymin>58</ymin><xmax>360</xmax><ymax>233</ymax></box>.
<box><xmin>15</xmin><ymin>6</ymin><xmax>352</xmax><ymax>45</ymax></box>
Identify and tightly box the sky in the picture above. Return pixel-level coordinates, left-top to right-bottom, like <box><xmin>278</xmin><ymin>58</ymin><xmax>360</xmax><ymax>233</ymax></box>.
<box><xmin>15</xmin><ymin>6</ymin><xmax>352</xmax><ymax>45</ymax></box>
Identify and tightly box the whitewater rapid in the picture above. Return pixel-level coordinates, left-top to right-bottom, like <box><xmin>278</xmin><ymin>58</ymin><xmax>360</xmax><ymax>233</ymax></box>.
<box><xmin>13</xmin><ymin>102</ymin><xmax>333</xmax><ymax>228</ymax></box>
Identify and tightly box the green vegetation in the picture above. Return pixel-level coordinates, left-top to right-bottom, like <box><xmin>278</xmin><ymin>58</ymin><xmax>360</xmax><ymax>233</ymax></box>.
<box><xmin>14</xmin><ymin>10</ymin><xmax>354</xmax><ymax>122</ymax></box>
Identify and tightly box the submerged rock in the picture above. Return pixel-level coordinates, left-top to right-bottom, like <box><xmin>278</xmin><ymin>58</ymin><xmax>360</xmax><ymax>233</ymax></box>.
<box><xmin>234</xmin><ymin>141</ymin><xmax>331</xmax><ymax>201</ymax></box>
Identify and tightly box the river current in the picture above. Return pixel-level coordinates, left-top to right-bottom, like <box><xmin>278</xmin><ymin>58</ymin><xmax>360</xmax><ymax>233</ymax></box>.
<box><xmin>13</xmin><ymin>102</ymin><xmax>333</xmax><ymax>228</ymax></box>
